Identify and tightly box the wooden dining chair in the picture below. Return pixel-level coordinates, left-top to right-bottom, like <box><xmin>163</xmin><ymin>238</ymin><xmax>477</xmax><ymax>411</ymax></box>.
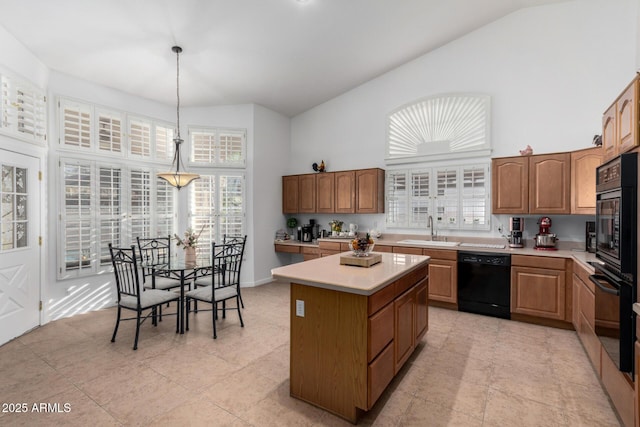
<box><xmin>109</xmin><ymin>244</ymin><xmax>179</xmax><ymax>350</ymax></box>
<box><xmin>185</xmin><ymin>242</ymin><xmax>245</xmax><ymax>339</ymax></box>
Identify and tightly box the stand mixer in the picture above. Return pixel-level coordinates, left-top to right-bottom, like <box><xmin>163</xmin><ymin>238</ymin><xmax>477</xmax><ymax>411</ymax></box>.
<box><xmin>534</xmin><ymin>216</ymin><xmax>558</xmax><ymax>250</ymax></box>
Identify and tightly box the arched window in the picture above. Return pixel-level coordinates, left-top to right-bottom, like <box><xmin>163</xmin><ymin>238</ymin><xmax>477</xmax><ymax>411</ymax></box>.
<box><xmin>387</xmin><ymin>94</ymin><xmax>490</xmax><ymax>164</ymax></box>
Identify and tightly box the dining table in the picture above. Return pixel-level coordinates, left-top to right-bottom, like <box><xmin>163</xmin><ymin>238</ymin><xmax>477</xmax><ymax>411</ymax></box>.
<box><xmin>147</xmin><ymin>256</ymin><xmax>212</xmax><ymax>334</ymax></box>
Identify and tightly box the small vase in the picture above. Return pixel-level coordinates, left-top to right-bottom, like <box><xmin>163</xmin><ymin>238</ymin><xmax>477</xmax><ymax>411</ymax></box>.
<box><xmin>185</xmin><ymin>246</ymin><xmax>196</xmax><ymax>266</ymax></box>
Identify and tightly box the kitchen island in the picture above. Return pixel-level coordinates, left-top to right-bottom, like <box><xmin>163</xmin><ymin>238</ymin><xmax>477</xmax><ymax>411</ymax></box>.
<box><xmin>271</xmin><ymin>252</ymin><xmax>430</xmax><ymax>423</ymax></box>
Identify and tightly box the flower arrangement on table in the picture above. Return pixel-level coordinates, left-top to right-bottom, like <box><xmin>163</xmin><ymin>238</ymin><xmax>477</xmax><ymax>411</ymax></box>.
<box><xmin>174</xmin><ymin>225</ymin><xmax>205</xmax><ymax>249</ymax></box>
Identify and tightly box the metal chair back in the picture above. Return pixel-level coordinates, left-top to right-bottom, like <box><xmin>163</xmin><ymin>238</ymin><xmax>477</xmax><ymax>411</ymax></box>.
<box><xmin>109</xmin><ymin>244</ymin><xmax>142</xmax><ymax>306</ymax></box>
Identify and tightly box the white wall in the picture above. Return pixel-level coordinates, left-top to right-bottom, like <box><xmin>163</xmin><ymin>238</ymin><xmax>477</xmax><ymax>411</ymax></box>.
<box><xmin>289</xmin><ymin>0</ymin><xmax>638</xmax><ymax>242</ymax></box>
<box><xmin>252</xmin><ymin>104</ymin><xmax>291</xmax><ymax>284</ymax></box>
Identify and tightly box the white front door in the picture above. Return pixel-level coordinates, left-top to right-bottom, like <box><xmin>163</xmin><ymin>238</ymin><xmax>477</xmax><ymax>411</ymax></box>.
<box><xmin>0</xmin><ymin>149</ymin><xmax>41</xmax><ymax>345</ymax></box>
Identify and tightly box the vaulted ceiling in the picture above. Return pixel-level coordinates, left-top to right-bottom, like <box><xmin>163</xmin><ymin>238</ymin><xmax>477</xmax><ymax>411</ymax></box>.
<box><xmin>0</xmin><ymin>0</ymin><xmax>568</xmax><ymax>116</ymax></box>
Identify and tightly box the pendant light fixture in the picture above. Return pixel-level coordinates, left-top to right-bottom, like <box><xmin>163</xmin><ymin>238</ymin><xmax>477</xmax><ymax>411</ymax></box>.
<box><xmin>157</xmin><ymin>46</ymin><xmax>200</xmax><ymax>189</ymax></box>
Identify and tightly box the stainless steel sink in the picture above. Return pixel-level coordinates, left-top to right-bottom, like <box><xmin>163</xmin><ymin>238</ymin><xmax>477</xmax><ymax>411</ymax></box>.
<box><xmin>396</xmin><ymin>239</ymin><xmax>460</xmax><ymax>247</ymax></box>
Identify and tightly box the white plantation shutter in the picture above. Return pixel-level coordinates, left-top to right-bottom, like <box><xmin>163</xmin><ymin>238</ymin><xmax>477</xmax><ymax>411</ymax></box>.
<box><xmin>435</xmin><ymin>168</ymin><xmax>458</xmax><ymax>227</ymax></box>
<box><xmin>156</xmin><ymin>177</ymin><xmax>174</xmax><ymax>237</ymax></box>
<box><xmin>219</xmin><ymin>174</ymin><xmax>245</xmax><ymax>236</ymax></box>
<box><xmin>0</xmin><ymin>74</ymin><xmax>47</xmax><ymax>143</ymax></box>
<box><xmin>129</xmin><ymin>117</ymin><xmax>151</xmax><ymax>157</ymax></box>
<box><xmin>461</xmin><ymin>165</ymin><xmax>489</xmax><ymax>228</ymax></box>
<box><xmin>61</xmin><ymin>161</ymin><xmax>93</xmax><ymax>276</ymax></box>
<box><xmin>386</xmin><ymin>171</ymin><xmax>408</xmax><ymax>227</ymax></box>
<box><xmin>98</xmin><ymin>167</ymin><xmax>121</xmax><ymax>265</ymax></box>
<box><xmin>97</xmin><ymin>110</ymin><xmax>122</xmax><ymax>153</ymax></box>
<box><xmin>155</xmin><ymin>124</ymin><xmax>174</xmax><ymax>161</ymax></box>
<box><xmin>410</xmin><ymin>170</ymin><xmax>431</xmax><ymax>227</ymax></box>
<box><xmin>191</xmin><ymin>176</ymin><xmax>216</xmax><ymax>256</ymax></box>
<box><xmin>129</xmin><ymin>169</ymin><xmax>151</xmax><ymax>241</ymax></box>
<box><xmin>191</xmin><ymin>128</ymin><xmax>246</xmax><ymax>166</ymax></box>
<box><xmin>58</xmin><ymin>159</ymin><xmax>176</xmax><ymax>279</ymax></box>
<box><xmin>60</xmin><ymin>100</ymin><xmax>91</xmax><ymax>149</ymax></box>
<box><xmin>189</xmin><ymin>172</ymin><xmax>245</xmax><ymax>256</ymax></box>
<box><xmin>386</xmin><ymin>164</ymin><xmax>490</xmax><ymax>231</ymax></box>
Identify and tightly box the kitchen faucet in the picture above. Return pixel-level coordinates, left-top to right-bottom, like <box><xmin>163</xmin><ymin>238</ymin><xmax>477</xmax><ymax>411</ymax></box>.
<box><xmin>427</xmin><ymin>215</ymin><xmax>436</xmax><ymax>240</ymax></box>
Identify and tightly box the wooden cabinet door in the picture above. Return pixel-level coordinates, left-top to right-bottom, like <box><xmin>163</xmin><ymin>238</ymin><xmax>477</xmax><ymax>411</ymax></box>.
<box><xmin>393</xmin><ymin>288</ymin><xmax>415</xmax><ymax>373</ymax></box>
<box><xmin>528</xmin><ymin>153</ymin><xmax>571</xmax><ymax>214</ymax></box>
<box><xmin>282</xmin><ymin>175</ymin><xmax>299</xmax><ymax>213</ymax></box>
<box><xmin>616</xmin><ymin>79</ymin><xmax>638</xmax><ymax>155</ymax></box>
<box><xmin>570</xmin><ymin>147</ymin><xmax>602</xmax><ymax>214</ymax></box>
<box><xmin>316</xmin><ymin>172</ymin><xmax>335</xmax><ymax>213</ymax></box>
<box><xmin>414</xmin><ymin>279</ymin><xmax>428</xmax><ymax>342</ymax></box>
<box><xmin>356</xmin><ymin>168</ymin><xmax>384</xmax><ymax>213</ymax></box>
<box><xmin>511</xmin><ymin>266</ymin><xmax>565</xmax><ymax>320</ymax></box>
<box><xmin>602</xmin><ymin>103</ymin><xmax>617</xmax><ymax>162</ymax></box>
<box><xmin>298</xmin><ymin>174</ymin><xmax>317</xmax><ymax>213</ymax></box>
<box><xmin>335</xmin><ymin>170</ymin><xmax>356</xmax><ymax>213</ymax></box>
<box><xmin>491</xmin><ymin>157</ymin><xmax>528</xmax><ymax>214</ymax></box>
<box><xmin>427</xmin><ymin>259</ymin><xmax>457</xmax><ymax>304</ymax></box>
<box><xmin>571</xmin><ymin>274</ymin><xmax>580</xmax><ymax>330</ymax></box>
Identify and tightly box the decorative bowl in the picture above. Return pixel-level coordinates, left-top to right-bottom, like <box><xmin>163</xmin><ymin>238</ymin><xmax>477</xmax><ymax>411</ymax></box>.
<box><xmin>350</xmin><ymin>238</ymin><xmax>375</xmax><ymax>257</ymax></box>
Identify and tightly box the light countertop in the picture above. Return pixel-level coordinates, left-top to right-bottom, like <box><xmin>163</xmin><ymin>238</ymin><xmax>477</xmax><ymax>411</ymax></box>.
<box><xmin>271</xmin><ymin>252</ymin><xmax>430</xmax><ymax>296</ymax></box>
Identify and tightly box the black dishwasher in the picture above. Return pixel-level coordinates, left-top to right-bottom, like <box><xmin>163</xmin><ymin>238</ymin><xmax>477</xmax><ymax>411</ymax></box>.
<box><xmin>457</xmin><ymin>251</ymin><xmax>511</xmax><ymax>319</ymax></box>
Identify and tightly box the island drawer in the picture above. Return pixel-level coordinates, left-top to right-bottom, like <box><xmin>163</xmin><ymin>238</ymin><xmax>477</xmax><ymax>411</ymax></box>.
<box><xmin>368</xmin><ymin>342</ymin><xmax>394</xmax><ymax>408</ymax></box>
<box><xmin>396</xmin><ymin>265</ymin><xmax>429</xmax><ymax>296</ymax></box>
<box><xmin>368</xmin><ymin>302</ymin><xmax>394</xmax><ymax>362</ymax></box>
<box><xmin>369</xmin><ymin>283</ymin><xmax>396</xmax><ymax>314</ymax></box>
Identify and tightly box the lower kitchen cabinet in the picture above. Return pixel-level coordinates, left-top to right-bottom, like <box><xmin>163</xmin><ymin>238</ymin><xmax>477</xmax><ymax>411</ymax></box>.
<box><xmin>572</xmin><ymin>261</ymin><xmax>601</xmax><ymax>373</ymax></box>
<box><xmin>423</xmin><ymin>249</ymin><xmax>457</xmax><ymax>305</ymax></box>
<box><xmin>510</xmin><ymin>255</ymin><xmax>567</xmax><ymax>321</ymax></box>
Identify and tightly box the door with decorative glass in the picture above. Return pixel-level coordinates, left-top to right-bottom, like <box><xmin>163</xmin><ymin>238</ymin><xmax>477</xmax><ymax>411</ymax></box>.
<box><xmin>0</xmin><ymin>150</ymin><xmax>41</xmax><ymax>345</ymax></box>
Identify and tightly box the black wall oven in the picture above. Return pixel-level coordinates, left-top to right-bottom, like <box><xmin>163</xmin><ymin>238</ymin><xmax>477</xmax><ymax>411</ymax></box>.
<box><xmin>591</xmin><ymin>151</ymin><xmax>637</xmax><ymax>376</ymax></box>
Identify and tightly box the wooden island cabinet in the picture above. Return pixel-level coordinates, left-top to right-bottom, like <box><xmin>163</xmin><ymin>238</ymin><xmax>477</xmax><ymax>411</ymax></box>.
<box><xmin>272</xmin><ymin>252</ymin><xmax>429</xmax><ymax>423</ymax></box>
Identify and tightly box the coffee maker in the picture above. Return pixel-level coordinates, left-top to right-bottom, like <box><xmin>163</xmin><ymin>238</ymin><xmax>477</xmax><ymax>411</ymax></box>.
<box><xmin>508</xmin><ymin>217</ymin><xmax>524</xmax><ymax>248</ymax></box>
<box><xmin>309</xmin><ymin>219</ymin><xmax>320</xmax><ymax>240</ymax></box>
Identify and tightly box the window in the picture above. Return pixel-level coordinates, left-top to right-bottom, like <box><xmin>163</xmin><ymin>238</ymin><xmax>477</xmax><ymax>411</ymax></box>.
<box><xmin>386</xmin><ymin>164</ymin><xmax>489</xmax><ymax>231</ymax></box>
<box><xmin>96</xmin><ymin>109</ymin><xmax>123</xmax><ymax>154</ymax></box>
<box><xmin>386</xmin><ymin>94</ymin><xmax>490</xmax><ymax>164</ymax></box>
<box><xmin>189</xmin><ymin>172</ymin><xmax>245</xmax><ymax>256</ymax></box>
<box><xmin>60</xmin><ymin>99</ymin><xmax>92</xmax><ymax>149</ymax></box>
<box><xmin>58</xmin><ymin>97</ymin><xmax>176</xmax><ymax>162</ymax></box>
<box><xmin>190</xmin><ymin>127</ymin><xmax>246</xmax><ymax>166</ymax></box>
<box><xmin>129</xmin><ymin>117</ymin><xmax>151</xmax><ymax>158</ymax></box>
<box><xmin>1</xmin><ymin>165</ymin><xmax>28</xmax><ymax>250</ymax></box>
<box><xmin>0</xmin><ymin>73</ymin><xmax>47</xmax><ymax>143</ymax></box>
<box><xmin>58</xmin><ymin>158</ymin><xmax>176</xmax><ymax>279</ymax></box>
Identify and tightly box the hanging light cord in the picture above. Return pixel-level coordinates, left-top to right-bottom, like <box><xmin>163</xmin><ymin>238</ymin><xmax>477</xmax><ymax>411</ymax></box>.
<box><xmin>175</xmin><ymin>46</ymin><xmax>181</xmax><ymax>140</ymax></box>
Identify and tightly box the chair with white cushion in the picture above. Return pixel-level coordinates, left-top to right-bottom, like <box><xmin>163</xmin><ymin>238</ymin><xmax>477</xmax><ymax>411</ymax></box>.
<box><xmin>109</xmin><ymin>244</ymin><xmax>179</xmax><ymax>350</ymax></box>
<box><xmin>222</xmin><ymin>234</ymin><xmax>247</xmax><ymax>308</ymax></box>
<box><xmin>136</xmin><ymin>236</ymin><xmax>184</xmax><ymax>292</ymax></box>
<box><xmin>185</xmin><ymin>242</ymin><xmax>244</xmax><ymax>339</ymax></box>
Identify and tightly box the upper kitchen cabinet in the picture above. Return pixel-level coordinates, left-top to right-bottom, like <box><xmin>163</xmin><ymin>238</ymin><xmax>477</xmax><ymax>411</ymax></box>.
<box><xmin>298</xmin><ymin>174</ymin><xmax>317</xmax><ymax>213</ymax></box>
<box><xmin>335</xmin><ymin>171</ymin><xmax>356</xmax><ymax>213</ymax></box>
<box><xmin>529</xmin><ymin>153</ymin><xmax>570</xmax><ymax>215</ymax></box>
<box><xmin>282</xmin><ymin>175</ymin><xmax>299</xmax><ymax>214</ymax></box>
<box><xmin>282</xmin><ymin>168</ymin><xmax>384</xmax><ymax>214</ymax></box>
<box><xmin>492</xmin><ymin>152</ymin><xmax>571</xmax><ymax>215</ymax></box>
<box><xmin>356</xmin><ymin>168</ymin><xmax>385</xmax><ymax>214</ymax></box>
<box><xmin>570</xmin><ymin>147</ymin><xmax>602</xmax><ymax>214</ymax></box>
<box><xmin>316</xmin><ymin>172</ymin><xmax>335</xmax><ymax>213</ymax></box>
<box><xmin>491</xmin><ymin>156</ymin><xmax>529</xmax><ymax>214</ymax></box>
<box><xmin>602</xmin><ymin>75</ymin><xmax>639</xmax><ymax>162</ymax></box>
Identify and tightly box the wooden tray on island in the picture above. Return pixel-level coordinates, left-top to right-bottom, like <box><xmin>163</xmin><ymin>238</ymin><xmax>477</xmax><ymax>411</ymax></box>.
<box><xmin>340</xmin><ymin>252</ymin><xmax>382</xmax><ymax>267</ymax></box>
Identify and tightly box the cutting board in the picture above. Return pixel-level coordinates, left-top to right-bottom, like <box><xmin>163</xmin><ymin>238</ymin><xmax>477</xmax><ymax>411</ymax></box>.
<box><xmin>340</xmin><ymin>252</ymin><xmax>382</xmax><ymax>267</ymax></box>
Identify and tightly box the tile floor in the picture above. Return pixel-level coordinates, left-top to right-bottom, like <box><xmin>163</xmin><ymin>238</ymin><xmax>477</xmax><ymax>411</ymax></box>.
<box><xmin>0</xmin><ymin>281</ymin><xmax>623</xmax><ymax>426</ymax></box>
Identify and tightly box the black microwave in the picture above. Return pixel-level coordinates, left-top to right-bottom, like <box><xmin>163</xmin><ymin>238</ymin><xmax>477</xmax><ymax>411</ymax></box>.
<box><xmin>595</xmin><ymin>152</ymin><xmax>637</xmax><ymax>281</ymax></box>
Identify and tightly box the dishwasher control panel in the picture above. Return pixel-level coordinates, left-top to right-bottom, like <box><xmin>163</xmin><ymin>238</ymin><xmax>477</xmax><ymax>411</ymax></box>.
<box><xmin>458</xmin><ymin>251</ymin><xmax>511</xmax><ymax>266</ymax></box>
